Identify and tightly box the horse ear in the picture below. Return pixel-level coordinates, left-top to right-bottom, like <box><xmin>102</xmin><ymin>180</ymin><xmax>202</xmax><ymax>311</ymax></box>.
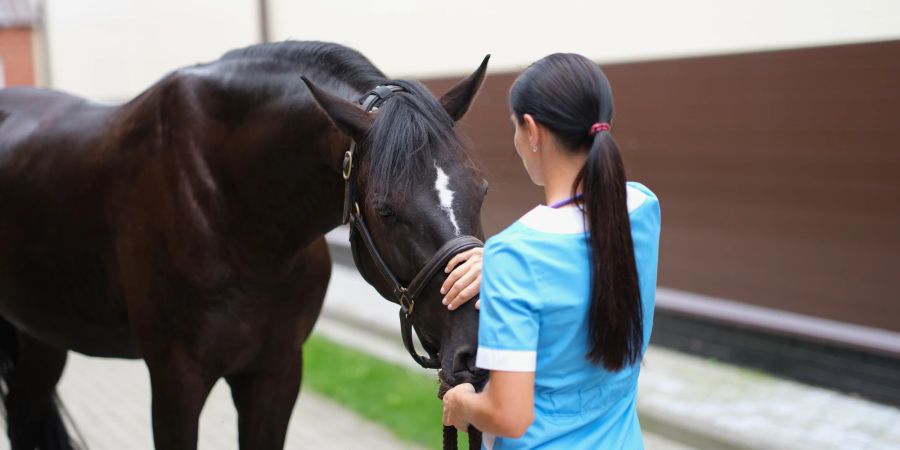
<box><xmin>301</xmin><ymin>76</ymin><xmax>373</xmax><ymax>140</ymax></box>
<box><xmin>439</xmin><ymin>55</ymin><xmax>490</xmax><ymax>122</ymax></box>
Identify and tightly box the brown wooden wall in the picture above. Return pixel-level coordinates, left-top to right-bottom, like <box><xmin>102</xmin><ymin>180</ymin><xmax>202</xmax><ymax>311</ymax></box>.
<box><xmin>426</xmin><ymin>40</ymin><xmax>900</xmax><ymax>333</ymax></box>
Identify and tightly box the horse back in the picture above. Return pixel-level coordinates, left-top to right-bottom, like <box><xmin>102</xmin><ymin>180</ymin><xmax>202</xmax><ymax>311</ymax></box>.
<box><xmin>0</xmin><ymin>74</ymin><xmax>229</xmax><ymax>355</ymax></box>
<box><xmin>0</xmin><ymin>87</ymin><xmax>139</xmax><ymax>356</ymax></box>
<box><xmin>0</xmin><ymin>58</ymin><xmax>338</xmax><ymax>358</ymax></box>
<box><xmin>0</xmin><ymin>86</ymin><xmax>123</xmax><ymax>252</ymax></box>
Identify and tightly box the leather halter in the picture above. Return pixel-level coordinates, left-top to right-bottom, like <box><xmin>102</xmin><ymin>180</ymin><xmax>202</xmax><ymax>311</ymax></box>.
<box><xmin>342</xmin><ymin>85</ymin><xmax>484</xmax><ymax>369</ymax></box>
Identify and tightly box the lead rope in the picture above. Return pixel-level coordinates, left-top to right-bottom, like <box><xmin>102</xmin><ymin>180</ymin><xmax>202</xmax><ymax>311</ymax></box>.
<box><xmin>443</xmin><ymin>426</ymin><xmax>457</xmax><ymax>449</ymax></box>
<box><xmin>443</xmin><ymin>423</ymin><xmax>481</xmax><ymax>449</ymax></box>
<box><xmin>468</xmin><ymin>426</ymin><xmax>482</xmax><ymax>450</ymax></box>
<box><xmin>439</xmin><ymin>384</ymin><xmax>482</xmax><ymax>450</ymax></box>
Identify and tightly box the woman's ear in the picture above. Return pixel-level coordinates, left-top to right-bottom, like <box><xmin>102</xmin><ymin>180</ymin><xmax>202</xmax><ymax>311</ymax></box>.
<box><xmin>523</xmin><ymin>114</ymin><xmax>540</xmax><ymax>150</ymax></box>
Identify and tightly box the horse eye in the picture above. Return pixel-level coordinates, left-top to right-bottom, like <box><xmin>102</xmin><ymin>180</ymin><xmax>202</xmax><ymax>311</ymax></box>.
<box><xmin>376</xmin><ymin>204</ymin><xmax>395</xmax><ymax>217</ymax></box>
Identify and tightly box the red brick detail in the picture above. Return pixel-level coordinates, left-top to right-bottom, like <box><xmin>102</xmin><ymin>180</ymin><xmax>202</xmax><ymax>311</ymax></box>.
<box><xmin>0</xmin><ymin>26</ymin><xmax>34</xmax><ymax>86</ymax></box>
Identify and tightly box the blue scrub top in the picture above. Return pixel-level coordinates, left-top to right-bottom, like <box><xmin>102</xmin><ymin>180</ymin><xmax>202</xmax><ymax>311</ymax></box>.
<box><xmin>476</xmin><ymin>182</ymin><xmax>661</xmax><ymax>450</ymax></box>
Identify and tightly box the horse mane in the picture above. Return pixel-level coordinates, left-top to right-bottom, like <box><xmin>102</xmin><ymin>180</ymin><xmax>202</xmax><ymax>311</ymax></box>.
<box><xmin>216</xmin><ymin>41</ymin><xmax>470</xmax><ymax>199</ymax></box>
<box><xmin>223</xmin><ymin>41</ymin><xmax>468</xmax><ymax>199</ymax></box>
<box><xmin>363</xmin><ymin>79</ymin><xmax>468</xmax><ymax>200</ymax></box>
<box><xmin>221</xmin><ymin>40</ymin><xmax>387</xmax><ymax>93</ymax></box>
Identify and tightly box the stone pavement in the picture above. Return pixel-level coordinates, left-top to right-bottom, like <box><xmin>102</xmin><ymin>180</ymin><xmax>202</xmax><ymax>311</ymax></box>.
<box><xmin>0</xmin><ymin>343</ymin><xmax>688</xmax><ymax>450</ymax></box>
<box><xmin>637</xmin><ymin>349</ymin><xmax>900</xmax><ymax>450</ymax></box>
<box><xmin>0</xmin><ymin>352</ymin><xmax>423</xmax><ymax>450</ymax></box>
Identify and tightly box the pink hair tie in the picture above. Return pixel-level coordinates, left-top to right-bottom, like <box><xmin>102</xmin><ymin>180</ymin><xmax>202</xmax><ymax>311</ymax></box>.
<box><xmin>589</xmin><ymin>122</ymin><xmax>611</xmax><ymax>136</ymax></box>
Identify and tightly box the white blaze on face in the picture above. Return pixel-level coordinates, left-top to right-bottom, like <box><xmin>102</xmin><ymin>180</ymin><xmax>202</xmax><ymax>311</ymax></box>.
<box><xmin>434</xmin><ymin>162</ymin><xmax>461</xmax><ymax>236</ymax></box>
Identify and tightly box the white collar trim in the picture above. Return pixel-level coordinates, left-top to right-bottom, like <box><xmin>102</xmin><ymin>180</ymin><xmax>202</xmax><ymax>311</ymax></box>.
<box><xmin>518</xmin><ymin>184</ymin><xmax>649</xmax><ymax>234</ymax></box>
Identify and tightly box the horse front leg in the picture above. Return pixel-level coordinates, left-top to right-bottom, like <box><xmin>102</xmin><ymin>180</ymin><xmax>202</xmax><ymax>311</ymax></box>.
<box><xmin>145</xmin><ymin>351</ymin><xmax>215</xmax><ymax>450</ymax></box>
<box><xmin>4</xmin><ymin>330</ymin><xmax>74</xmax><ymax>450</ymax></box>
<box><xmin>226</xmin><ymin>344</ymin><xmax>304</xmax><ymax>450</ymax></box>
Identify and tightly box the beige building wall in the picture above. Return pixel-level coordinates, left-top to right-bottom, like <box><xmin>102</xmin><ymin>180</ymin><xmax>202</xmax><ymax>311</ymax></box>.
<box><xmin>268</xmin><ymin>0</ymin><xmax>900</xmax><ymax>78</ymax></box>
<box><xmin>44</xmin><ymin>0</ymin><xmax>260</xmax><ymax>102</ymax></box>
<box><xmin>40</xmin><ymin>0</ymin><xmax>900</xmax><ymax>99</ymax></box>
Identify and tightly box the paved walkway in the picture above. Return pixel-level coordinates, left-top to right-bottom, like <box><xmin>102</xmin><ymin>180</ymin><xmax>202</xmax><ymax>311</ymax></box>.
<box><xmin>637</xmin><ymin>348</ymin><xmax>900</xmax><ymax>450</ymax></box>
<box><xmin>0</xmin><ymin>349</ymin><xmax>422</xmax><ymax>450</ymax></box>
<box><xmin>0</xmin><ymin>346</ymin><xmax>691</xmax><ymax>450</ymax></box>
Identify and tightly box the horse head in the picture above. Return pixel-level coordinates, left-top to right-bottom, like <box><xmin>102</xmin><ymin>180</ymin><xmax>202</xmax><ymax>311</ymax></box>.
<box><xmin>302</xmin><ymin>57</ymin><xmax>491</xmax><ymax>389</ymax></box>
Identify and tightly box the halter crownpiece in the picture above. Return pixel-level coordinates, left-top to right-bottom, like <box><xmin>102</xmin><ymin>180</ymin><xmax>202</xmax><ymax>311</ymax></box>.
<box><xmin>589</xmin><ymin>122</ymin><xmax>611</xmax><ymax>136</ymax></box>
<box><xmin>361</xmin><ymin>84</ymin><xmax>404</xmax><ymax>112</ymax></box>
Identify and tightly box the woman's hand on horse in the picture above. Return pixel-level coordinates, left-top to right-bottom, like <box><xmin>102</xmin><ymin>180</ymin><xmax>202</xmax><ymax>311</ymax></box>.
<box><xmin>441</xmin><ymin>248</ymin><xmax>483</xmax><ymax>310</ymax></box>
<box><xmin>442</xmin><ymin>382</ymin><xmax>476</xmax><ymax>432</ymax></box>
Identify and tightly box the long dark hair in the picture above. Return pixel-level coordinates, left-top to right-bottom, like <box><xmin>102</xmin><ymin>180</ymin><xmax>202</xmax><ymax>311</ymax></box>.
<box><xmin>510</xmin><ymin>53</ymin><xmax>642</xmax><ymax>371</ymax></box>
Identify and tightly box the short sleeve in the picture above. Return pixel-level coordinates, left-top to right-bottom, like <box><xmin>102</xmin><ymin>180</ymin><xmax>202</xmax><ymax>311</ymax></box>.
<box><xmin>476</xmin><ymin>237</ymin><xmax>540</xmax><ymax>372</ymax></box>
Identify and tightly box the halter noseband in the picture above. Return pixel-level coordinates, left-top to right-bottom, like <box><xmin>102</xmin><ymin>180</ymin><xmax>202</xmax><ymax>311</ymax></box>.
<box><xmin>342</xmin><ymin>85</ymin><xmax>484</xmax><ymax>369</ymax></box>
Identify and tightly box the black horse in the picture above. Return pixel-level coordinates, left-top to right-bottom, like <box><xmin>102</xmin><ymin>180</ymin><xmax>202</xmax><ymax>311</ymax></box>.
<box><xmin>0</xmin><ymin>41</ymin><xmax>489</xmax><ymax>449</ymax></box>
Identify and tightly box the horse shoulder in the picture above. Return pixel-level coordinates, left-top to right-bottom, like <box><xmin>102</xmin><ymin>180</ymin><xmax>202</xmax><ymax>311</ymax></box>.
<box><xmin>114</xmin><ymin>70</ymin><xmax>233</xmax><ymax>288</ymax></box>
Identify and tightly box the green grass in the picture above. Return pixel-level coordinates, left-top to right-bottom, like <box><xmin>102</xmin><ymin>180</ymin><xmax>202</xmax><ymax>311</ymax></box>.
<box><xmin>302</xmin><ymin>334</ymin><xmax>470</xmax><ymax>449</ymax></box>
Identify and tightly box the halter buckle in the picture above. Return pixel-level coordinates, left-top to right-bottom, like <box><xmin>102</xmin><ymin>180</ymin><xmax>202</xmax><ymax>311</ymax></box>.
<box><xmin>342</xmin><ymin>150</ymin><xmax>353</xmax><ymax>180</ymax></box>
<box><xmin>399</xmin><ymin>289</ymin><xmax>414</xmax><ymax>318</ymax></box>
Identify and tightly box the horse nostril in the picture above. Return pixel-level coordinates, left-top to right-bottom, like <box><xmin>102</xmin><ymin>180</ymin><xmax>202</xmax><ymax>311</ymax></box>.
<box><xmin>452</xmin><ymin>347</ymin><xmax>477</xmax><ymax>374</ymax></box>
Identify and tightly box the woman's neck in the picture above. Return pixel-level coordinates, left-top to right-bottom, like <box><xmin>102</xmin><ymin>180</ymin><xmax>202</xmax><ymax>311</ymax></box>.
<box><xmin>542</xmin><ymin>144</ymin><xmax>588</xmax><ymax>206</ymax></box>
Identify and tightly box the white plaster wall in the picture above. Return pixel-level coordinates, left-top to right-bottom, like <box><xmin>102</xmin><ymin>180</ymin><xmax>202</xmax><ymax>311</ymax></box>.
<box><xmin>268</xmin><ymin>0</ymin><xmax>900</xmax><ymax>78</ymax></box>
<box><xmin>40</xmin><ymin>0</ymin><xmax>900</xmax><ymax>100</ymax></box>
<box><xmin>44</xmin><ymin>0</ymin><xmax>260</xmax><ymax>101</ymax></box>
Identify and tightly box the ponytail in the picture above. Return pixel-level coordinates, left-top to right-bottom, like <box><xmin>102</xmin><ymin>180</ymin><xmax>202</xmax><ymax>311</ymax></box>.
<box><xmin>510</xmin><ymin>52</ymin><xmax>643</xmax><ymax>371</ymax></box>
<box><xmin>575</xmin><ymin>130</ymin><xmax>642</xmax><ymax>371</ymax></box>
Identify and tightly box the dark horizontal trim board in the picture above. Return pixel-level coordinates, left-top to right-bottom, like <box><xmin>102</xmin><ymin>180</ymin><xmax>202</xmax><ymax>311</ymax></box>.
<box><xmin>652</xmin><ymin>310</ymin><xmax>900</xmax><ymax>407</ymax></box>
<box><xmin>326</xmin><ymin>239</ymin><xmax>900</xmax><ymax>406</ymax></box>
<box><xmin>656</xmin><ymin>288</ymin><xmax>900</xmax><ymax>359</ymax></box>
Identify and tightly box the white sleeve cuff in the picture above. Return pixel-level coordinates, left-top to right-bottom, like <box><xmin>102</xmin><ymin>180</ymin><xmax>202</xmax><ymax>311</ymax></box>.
<box><xmin>476</xmin><ymin>346</ymin><xmax>536</xmax><ymax>372</ymax></box>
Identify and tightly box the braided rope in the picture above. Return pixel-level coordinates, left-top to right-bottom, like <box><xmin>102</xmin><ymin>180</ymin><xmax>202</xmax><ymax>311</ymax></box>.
<box><xmin>468</xmin><ymin>426</ymin><xmax>482</xmax><ymax>450</ymax></box>
<box><xmin>443</xmin><ymin>425</ymin><xmax>458</xmax><ymax>450</ymax></box>
<box><xmin>442</xmin><ymin>425</ymin><xmax>482</xmax><ymax>450</ymax></box>
<box><xmin>439</xmin><ymin>381</ymin><xmax>482</xmax><ymax>450</ymax></box>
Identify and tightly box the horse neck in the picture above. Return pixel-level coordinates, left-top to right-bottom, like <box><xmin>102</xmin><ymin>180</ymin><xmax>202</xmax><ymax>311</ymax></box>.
<box><xmin>217</xmin><ymin>99</ymin><xmax>349</xmax><ymax>253</ymax></box>
<box><xmin>239</xmin><ymin>74</ymin><xmax>378</xmax><ymax>243</ymax></box>
<box><xmin>140</xmin><ymin>61</ymin><xmax>373</xmax><ymax>256</ymax></box>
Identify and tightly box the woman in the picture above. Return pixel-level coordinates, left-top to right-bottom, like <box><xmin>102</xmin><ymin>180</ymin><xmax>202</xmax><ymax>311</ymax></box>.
<box><xmin>439</xmin><ymin>53</ymin><xmax>661</xmax><ymax>449</ymax></box>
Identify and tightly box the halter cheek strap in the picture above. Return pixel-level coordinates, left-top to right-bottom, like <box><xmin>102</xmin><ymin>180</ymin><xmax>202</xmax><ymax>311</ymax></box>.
<box><xmin>341</xmin><ymin>84</ymin><xmax>404</xmax><ymax>225</ymax></box>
